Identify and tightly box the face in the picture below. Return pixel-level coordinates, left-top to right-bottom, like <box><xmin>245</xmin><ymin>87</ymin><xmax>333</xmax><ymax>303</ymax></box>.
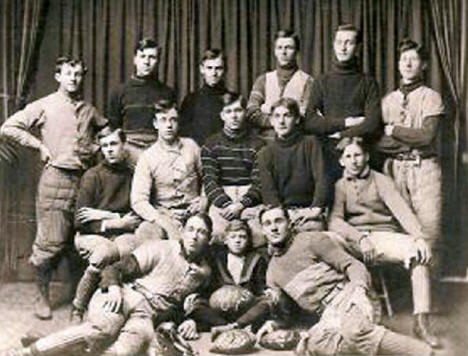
<box><xmin>274</xmin><ymin>37</ymin><xmax>297</xmax><ymax>67</ymax></box>
<box><xmin>200</xmin><ymin>56</ymin><xmax>225</xmax><ymax>87</ymax></box>
<box><xmin>260</xmin><ymin>208</ymin><xmax>290</xmax><ymax>246</ymax></box>
<box><xmin>100</xmin><ymin>131</ymin><xmax>125</xmax><ymax>165</ymax></box>
<box><xmin>134</xmin><ymin>47</ymin><xmax>159</xmax><ymax>77</ymax></box>
<box><xmin>398</xmin><ymin>49</ymin><xmax>425</xmax><ymax>83</ymax></box>
<box><xmin>333</xmin><ymin>30</ymin><xmax>358</xmax><ymax>62</ymax></box>
<box><xmin>55</xmin><ymin>63</ymin><xmax>84</xmax><ymax>94</ymax></box>
<box><xmin>225</xmin><ymin>229</ymin><xmax>249</xmax><ymax>256</ymax></box>
<box><xmin>220</xmin><ymin>99</ymin><xmax>245</xmax><ymax>132</ymax></box>
<box><xmin>182</xmin><ymin>216</ymin><xmax>211</xmax><ymax>257</ymax></box>
<box><xmin>339</xmin><ymin>143</ymin><xmax>369</xmax><ymax>178</ymax></box>
<box><xmin>154</xmin><ymin>108</ymin><xmax>179</xmax><ymax>143</ymax></box>
<box><xmin>270</xmin><ymin>105</ymin><xmax>299</xmax><ymax>138</ymax></box>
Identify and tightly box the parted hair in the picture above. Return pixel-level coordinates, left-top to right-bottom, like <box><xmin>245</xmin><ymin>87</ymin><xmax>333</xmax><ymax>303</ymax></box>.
<box><xmin>275</xmin><ymin>29</ymin><xmax>300</xmax><ymax>50</ymax></box>
<box><xmin>335</xmin><ymin>24</ymin><xmax>362</xmax><ymax>44</ymax></box>
<box><xmin>97</xmin><ymin>126</ymin><xmax>126</xmax><ymax>143</ymax></box>
<box><xmin>398</xmin><ymin>38</ymin><xmax>428</xmax><ymax>62</ymax></box>
<box><xmin>200</xmin><ymin>48</ymin><xmax>225</xmax><ymax>65</ymax></box>
<box><xmin>258</xmin><ymin>205</ymin><xmax>290</xmax><ymax>224</ymax></box>
<box><xmin>134</xmin><ymin>37</ymin><xmax>159</xmax><ymax>54</ymax></box>
<box><xmin>183</xmin><ymin>212</ymin><xmax>213</xmax><ymax>237</ymax></box>
<box><xmin>55</xmin><ymin>56</ymin><xmax>87</xmax><ymax>74</ymax></box>
<box><xmin>154</xmin><ymin>99</ymin><xmax>177</xmax><ymax>115</ymax></box>
<box><xmin>220</xmin><ymin>91</ymin><xmax>246</xmax><ymax>108</ymax></box>
<box><xmin>270</xmin><ymin>97</ymin><xmax>301</xmax><ymax>118</ymax></box>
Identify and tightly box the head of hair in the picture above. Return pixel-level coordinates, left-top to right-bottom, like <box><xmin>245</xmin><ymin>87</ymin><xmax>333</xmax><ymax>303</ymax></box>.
<box><xmin>55</xmin><ymin>56</ymin><xmax>87</xmax><ymax>75</ymax></box>
<box><xmin>270</xmin><ymin>97</ymin><xmax>301</xmax><ymax>119</ymax></box>
<box><xmin>335</xmin><ymin>24</ymin><xmax>362</xmax><ymax>44</ymax></box>
<box><xmin>336</xmin><ymin>136</ymin><xmax>368</xmax><ymax>155</ymax></box>
<box><xmin>134</xmin><ymin>38</ymin><xmax>159</xmax><ymax>54</ymax></box>
<box><xmin>220</xmin><ymin>91</ymin><xmax>246</xmax><ymax>109</ymax></box>
<box><xmin>398</xmin><ymin>38</ymin><xmax>428</xmax><ymax>62</ymax></box>
<box><xmin>274</xmin><ymin>29</ymin><xmax>300</xmax><ymax>51</ymax></box>
<box><xmin>183</xmin><ymin>212</ymin><xmax>213</xmax><ymax>237</ymax></box>
<box><xmin>154</xmin><ymin>99</ymin><xmax>177</xmax><ymax>115</ymax></box>
<box><xmin>225</xmin><ymin>219</ymin><xmax>252</xmax><ymax>238</ymax></box>
<box><xmin>200</xmin><ymin>48</ymin><xmax>225</xmax><ymax>65</ymax></box>
<box><xmin>97</xmin><ymin>126</ymin><xmax>126</xmax><ymax>143</ymax></box>
<box><xmin>258</xmin><ymin>205</ymin><xmax>290</xmax><ymax>225</ymax></box>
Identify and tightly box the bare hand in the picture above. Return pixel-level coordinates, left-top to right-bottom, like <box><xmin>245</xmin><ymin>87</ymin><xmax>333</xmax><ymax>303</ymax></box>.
<box><xmin>255</xmin><ymin>320</ymin><xmax>279</xmax><ymax>344</ymax></box>
<box><xmin>384</xmin><ymin>124</ymin><xmax>395</xmax><ymax>136</ymax></box>
<box><xmin>39</xmin><ymin>145</ymin><xmax>52</xmax><ymax>163</ymax></box>
<box><xmin>102</xmin><ymin>285</ymin><xmax>122</xmax><ymax>313</ymax></box>
<box><xmin>178</xmin><ymin>319</ymin><xmax>199</xmax><ymax>340</ymax></box>
<box><xmin>221</xmin><ymin>202</ymin><xmax>244</xmax><ymax>221</ymax></box>
<box><xmin>187</xmin><ymin>196</ymin><xmax>208</xmax><ymax>215</ymax></box>
<box><xmin>77</xmin><ymin>207</ymin><xmax>118</xmax><ymax>223</ymax></box>
<box><xmin>119</xmin><ymin>213</ymin><xmax>141</xmax><ymax>231</ymax></box>
<box><xmin>414</xmin><ymin>238</ymin><xmax>432</xmax><ymax>265</ymax></box>
<box><xmin>359</xmin><ymin>236</ymin><xmax>376</xmax><ymax>265</ymax></box>
<box><xmin>345</xmin><ymin>116</ymin><xmax>366</xmax><ymax>128</ymax></box>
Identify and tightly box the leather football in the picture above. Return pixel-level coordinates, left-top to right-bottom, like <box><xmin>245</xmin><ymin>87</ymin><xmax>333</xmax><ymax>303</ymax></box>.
<box><xmin>210</xmin><ymin>329</ymin><xmax>255</xmax><ymax>354</ymax></box>
<box><xmin>259</xmin><ymin>329</ymin><xmax>300</xmax><ymax>350</ymax></box>
<box><xmin>209</xmin><ymin>285</ymin><xmax>255</xmax><ymax>314</ymax></box>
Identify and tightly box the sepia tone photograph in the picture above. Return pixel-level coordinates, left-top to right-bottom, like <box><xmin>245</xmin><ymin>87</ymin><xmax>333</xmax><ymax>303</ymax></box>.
<box><xmin>0</xmin><ymin>0</ymin><xmax>467</xmax><ymax>355</ymax></box>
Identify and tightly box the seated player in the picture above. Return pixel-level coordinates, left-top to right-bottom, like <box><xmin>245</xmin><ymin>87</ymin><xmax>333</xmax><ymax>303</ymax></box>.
<box><xmin>8</xmin><ymin>213</ymin><xmax>213</xmax><ymax>356</ymax></box>
<box><xmin>70</xmin><ymin>127</ymin><xmax>145</xmax><ymax>323</ymax></box>
<box><xmin>257</xmin><ymin>206</ymin><xmax>433</xmax><ymax>356</ymax></box>
<box><xmin>201</xmin><ymin>92</ymin><xmax>265</xmax><ymax>245</ymax></box>
<box><xmin>180</xmin><ymin>220</ymin><xmax>270</xmax><ymax>338</ymax></box>
<box><xmin>328</xmin><ymin>139</ymin><xmax>440</xmax><ymax>347</ymax></box>
<box><xmin>257</xmin><ymin>97</ymin><xmax>329</xmax><ymax>232</ymax></box>
<box><xmin>131</xmin><ymin>99</ymin><xmax>207</xmax><ymax>240</ymax></box>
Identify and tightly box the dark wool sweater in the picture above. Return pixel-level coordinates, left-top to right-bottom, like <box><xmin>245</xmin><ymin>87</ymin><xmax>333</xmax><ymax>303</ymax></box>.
<box><xmin>201</xmin><ymin>130</ymin><xmax>265</xmax><ymax>208</ymax></box>
<box><xmin>75</xmin><ymin>160</ymin><xmax>134</xmax><ymax>234</ymax></box>
<box><xmin>303</xmin><ymin>58</ymin><xmax>382</xmax><ymax>140</ymax></box>
<box><xmin>257</xmin><ymin>131</ymin><xmax>329</xmax><ymax>208</ymax></box>
<box><xmin>179</xmin><ymin>83</ymin><xmax>228</xmax><ymax>145</ymax></box>
<box><xmin>107</xmin><ymin>76</ymin><xmax>175</xmax><ymax>132</ymax></box>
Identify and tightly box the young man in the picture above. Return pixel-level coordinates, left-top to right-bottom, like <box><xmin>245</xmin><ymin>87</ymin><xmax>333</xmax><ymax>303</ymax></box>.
<box><xmin>0</xmin><ymin>57</ymin><xmax>107</xmax><ymax>320</ymax></box>
<box><xmin>179</xmin><ymin>49</ymin><xmax>229</xmax><ymax>145</ymax></box>
<box><xmin>303</xmin><ymin>24</ymin><xmax>382</xmax><ymax>183</ymax></box>
<box><xmin>247</xmin><ymin>29</ymin><xmax>313</xmax><ymax>139</ymax></box>
<box><xmin>257</xmin><ymin>206</ymin><xmax>433</xmax><ymax>356</ymax></box>
<box><xmin>201</xmin><ymin>92</ymin><xmax>265</xmax><ymax>244</ymax></box>
<box><xmin>70</xmin><ymin>127</ymin><xmax>145</xmax><ymax>323</ymax></box>
<box><xmin>7</xmin><ymin>214</ymin><xmax>213</xmax><ymax>356</ymax></box>
<box><xmin>329</xmin><ymin>140</ymin><xmax>440</xmax><ymax>347</ymax></box>
<box><xmin>107</xmin><ymin>38</ymin><xmax>176</xmax><ymax>162</ymax></box>
<box><xmin>257</xmin><ymin>97</ymin><xmax>328</xmax><ymax>232</ymax></box>
<box><xmin>377</xmin><ymin>39</ymin><xmax>444</xmax><ymax>256</ymax></box>
<box><xmin>131</xmin><ymin>99</ymin><xmax>206</xmax><ymax>240</ymax></box>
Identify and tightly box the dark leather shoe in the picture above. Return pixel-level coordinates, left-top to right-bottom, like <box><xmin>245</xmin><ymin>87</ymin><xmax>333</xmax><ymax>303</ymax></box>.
<box><xmin>413</xmin><ymin>313</ymin><xmax>442</xmax><ymax>349</ymax></box>
<box><xmin>20</xmin><ymin>331</ymin><xmax>44</xmax><ymax>347</ymax></box>
<box><xmin>69</xmin><ymin>306</ymin><xmax>84</xmax><ymax>325</ymax></box>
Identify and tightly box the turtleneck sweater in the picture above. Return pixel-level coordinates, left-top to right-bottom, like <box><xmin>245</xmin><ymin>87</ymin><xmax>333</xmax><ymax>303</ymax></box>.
<box><xmin>107</xmin><ymin>76</ymin><xmax>175</xmax><ymax>132</ymax></box>
<box><xmin>179</xmin><ymin>82</ymin><xmax>229</xmax><ymax>145</ymax></box>
<box><xmin>303</xmin><ymin>57</ymin><xmax>381</xmax><ymax>140</ymax></box>
<box><xmin>75</xmin><ymin>159</ymin><xmax>134</xmax><ymax>235</ymax></box>
<box><xmin>201</xmin><ymin>128</ymin><xmax>265</xmax><ymax>208</ymax></box>
<box><xmin>257</xmin><ymin>131</ymin><xmax>328</xmax><ymax>208</ymax></box>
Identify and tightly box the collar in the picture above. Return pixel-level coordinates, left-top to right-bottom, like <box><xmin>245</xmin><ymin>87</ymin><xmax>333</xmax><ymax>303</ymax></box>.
<box><xmin>268</xmin><ymin>236</ymin><xmax>294</xmax><ymax>257</ymax></box>
<box><xmin>155</xmin><ymin>137</ymin><xmax>183</xmax><ymax>152</ymax></box>
<box><xmin>55</xmin><ymin>90</ymin><xmax>83</xmax><ymax>105</ymax></box>
<box><xmin>344</xmin><ymin>165</ymin><xmax>371</xmax><ymax>181</ymax></box>
<box><xmin>201</xmin><ymin>82</ymin><xmax>227</xmax><ymax>95</ymax></box>
<box><xmin>331</xmin><ymin>56</ymin><xmax>359</xmax><ymax>74</ymax></box>
<box><xmin>179</xmin><ymin>240</ymin><xmax>205</xmax><ymax>264</ymax></box>
<box><xmin>276</xmin><ymin>63</ymin><xmax>299</xmax><ymax>83</ymax></box>
<box><xmin>275</xmin><ymin>130</ymin><xmax>302</xmax><ymax>147</ymax></box>
<box><xmin>102</xmin><ymin>153</ymin><xmax>132</xmax><ymax>172</ymax></box>
<box><xmin>223</xmin><ymin>127</ymin><xmax>247</xmax><ymax>141</ymax></box>
<box><xmin>399</xmin><ymin>78</ymin><xmax>424</xmax><ymax>97</ymax></box>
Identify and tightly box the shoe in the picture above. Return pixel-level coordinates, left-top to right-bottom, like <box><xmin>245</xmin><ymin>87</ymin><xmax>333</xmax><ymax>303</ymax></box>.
<box><xmin>69</xmin><ymin>307</ymin><xmax>84</xmax><ymax>325</ymax></box>
<box><xmin>33</xmin><ymin>294</ymin><xmax>52</xmax><ymax>320</ymax></box>
<box><xmin>413</xmin><ymin>313</ymin><xmax>442</xmax><ymax>348</ymax></box>
<box><xmin>20</xmin><ymin>331</ymin><xmax>44</xmax><ymax>347</ymax></box>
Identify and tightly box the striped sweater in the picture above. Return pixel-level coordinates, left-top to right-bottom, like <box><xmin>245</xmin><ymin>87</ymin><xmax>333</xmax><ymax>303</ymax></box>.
<box><xmin>201</xmin><ymin>130</ymin><xmax>265</xmax><ymax>208</ymax></box>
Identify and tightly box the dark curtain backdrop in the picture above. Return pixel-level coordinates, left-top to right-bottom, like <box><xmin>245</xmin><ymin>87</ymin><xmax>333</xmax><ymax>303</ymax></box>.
<box><xmin>0</xmin><ymin>0</ymin><xmax>466</xmax><ymax>278</ymax></box>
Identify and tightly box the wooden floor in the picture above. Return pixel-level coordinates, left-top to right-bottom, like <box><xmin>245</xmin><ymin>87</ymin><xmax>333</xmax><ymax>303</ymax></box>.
<box><xmin>0</xmin><ymin>281</ymin><xmax>466</xmax><ymax>355</ymax></box>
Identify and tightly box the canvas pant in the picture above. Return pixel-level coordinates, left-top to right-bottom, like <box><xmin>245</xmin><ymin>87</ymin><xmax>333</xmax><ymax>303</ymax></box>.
<box><xmin>29</xmin><ymin>165</ymin><xmax>82</xmax><ymax>269</ymax></box>
<box><xmin>31</xmin><ymin>285</ymin><xmax>174</xmax><ymax>356</ymax></box>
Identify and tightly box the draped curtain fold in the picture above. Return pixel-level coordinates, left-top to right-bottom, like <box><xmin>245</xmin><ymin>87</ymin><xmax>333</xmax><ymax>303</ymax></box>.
<box><xmin>0</xmin><ymin>0</ymin><xmax>466</xmax><ymax>278</ymax></box>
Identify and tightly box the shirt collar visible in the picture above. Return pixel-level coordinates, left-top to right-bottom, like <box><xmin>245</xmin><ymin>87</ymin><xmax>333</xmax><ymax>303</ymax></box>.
<box><xmin>343</xmin><ymin>165</ymin><xmax>371</xmax><ymax>181</ymax></box>
<box><xmin>155</xmin><ymin>137</ymin><xmax>183</xmax><ymax>153</ymax></box>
